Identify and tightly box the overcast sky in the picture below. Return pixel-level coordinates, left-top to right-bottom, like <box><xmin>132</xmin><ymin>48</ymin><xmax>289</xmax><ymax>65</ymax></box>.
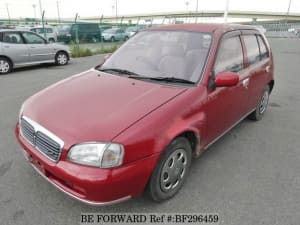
<box><xmin>0</xmin><ymin>0</ymin><xmax>299</xmax><ymax>19</ymax></box>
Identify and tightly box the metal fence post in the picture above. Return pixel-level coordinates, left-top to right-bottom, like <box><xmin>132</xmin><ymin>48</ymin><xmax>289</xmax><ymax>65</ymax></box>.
<box><xmin>41</xmin><ymin>10</ymin><xmax>47</xmax><ymax>39</ymax></box>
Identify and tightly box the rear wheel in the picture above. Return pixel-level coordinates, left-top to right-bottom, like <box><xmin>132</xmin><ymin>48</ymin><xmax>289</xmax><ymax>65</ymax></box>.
<box><xmin>148</xmin><ymin>137</ymin><xmax>192</xmax><ymax>202</ymax></box>
<box><xmin>110</xmin><ymin>36</ymin><xmax>115</xmax><ymax>42</ymax></box>
<box><xmin>55</xmin><ymin>51</ymin><xmax>68</xmax><ymax>66</ymax></box>
<box><xmin>248</xmin><ymin>85</ymin><xmax>270</xmax><ymax>121</ymax></box>
<box><xmin>0</xmin><ymin>57</ymin><xmax>12</xmax><ymax>74</ymax></box>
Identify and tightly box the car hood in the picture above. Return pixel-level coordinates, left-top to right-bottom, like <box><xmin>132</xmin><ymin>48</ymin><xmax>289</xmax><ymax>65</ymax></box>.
<box><xmin>22</xmin><ymin>69</ymin><xmax>187</xmax><ymax>146</ymax></box>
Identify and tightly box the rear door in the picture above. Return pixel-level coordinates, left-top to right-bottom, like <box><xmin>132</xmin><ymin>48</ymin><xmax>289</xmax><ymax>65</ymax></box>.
<box><xmin>205</xmin><ymin>31</ymin><xmax>252</xmax><ymax>144</ymax></box>
<box><xmin>21</xmin><ymin>31</ymin><xmax>55</xmax><ymax>62</ymax></box>
<box><xmin>0</xmin><ymin>31</ymin><xmax>29</xmax><ymax>65</ymax></box>
<box><xmin>241</xmin><ymin>32</ymin><xmax>273</xmax><ymax>112</ymax></box>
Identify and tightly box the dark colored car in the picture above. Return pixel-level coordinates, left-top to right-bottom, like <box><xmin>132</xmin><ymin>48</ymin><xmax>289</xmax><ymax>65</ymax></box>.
<box><xmin>16</xmin><ymin>23</ymin><xmax>274</xmax><ymax>205</ymax></box>
<box><xmin>57</xmin><ymin>23</ymin><xmax>101</xmax><ymax>43</ymax></box>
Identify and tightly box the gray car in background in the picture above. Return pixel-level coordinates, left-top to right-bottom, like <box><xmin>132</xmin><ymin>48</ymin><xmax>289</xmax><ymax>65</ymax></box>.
<box><xmin>102</xmin><ymin>28</ymin><xmax>128</xmax><ymax>42</ymax></box>
<box><xmin>0</xmin><ymin>30</ymin><xmax>70</xmax><ymax>74</ymax></box>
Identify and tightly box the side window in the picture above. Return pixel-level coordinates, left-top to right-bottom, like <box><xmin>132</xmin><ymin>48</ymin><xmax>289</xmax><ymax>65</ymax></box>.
<box><xmin>2</xmin><ymin>32</ymin><xmax>24</xmax><ymax>44</ymax></box>
<box><xmin>214</xmin><ymin>36</ymin><xmax>244</xmax><ymax>74</ymax></box>
<box><xmin>22</xmin><ymin>32</ymin><xmax>45</xmax><ymax>44</ymax></box>
<box><xmin>47</xmin><ymin>28</ymin><xmax>53</xmax><ymax>33</ymax></box>
<box><xmin>257</xmin><ymin>35</ymin><xmax>268</xmax><ymax>60</ymax></box>
<box><xmin>243</xmin><ymin>35</ymin><xmax>260</xmax><ymax>65</ymax></box>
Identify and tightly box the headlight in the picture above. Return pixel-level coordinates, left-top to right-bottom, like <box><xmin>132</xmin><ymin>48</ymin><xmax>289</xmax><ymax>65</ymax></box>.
<box><xmin>67</xmin><ymin>143</ymin><xmax>124</xmax><ymax>168</ymax></box>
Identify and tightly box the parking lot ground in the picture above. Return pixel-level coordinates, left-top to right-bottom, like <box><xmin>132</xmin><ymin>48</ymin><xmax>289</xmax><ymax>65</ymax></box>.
<box><xmin>0</xmin><ymin>38</ymin><xmax>300</xmax><ymax>225</ymax></box>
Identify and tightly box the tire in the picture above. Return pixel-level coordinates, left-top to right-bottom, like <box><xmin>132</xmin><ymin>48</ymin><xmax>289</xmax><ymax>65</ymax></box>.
<box><xmin>55</xmin><ymin>51</ymin><xmax>68</xmax><ymax>66</ymax></box>
<box><xmin>148</xmin><ymin>137</ymin><xmax>192</xmax><ymax>202</ymax></box>
<box><xmin>0</xmin><ymin>57</ymin><xmax>12</xmax><ymax>74</ymax></box>
<box><xmin>124</xmin><ymin>36</ymin><xmax>129</xmax><ymax>41</ymax></box>
<box><xmin>248</xmin><ymin>85</ymin><xmax>270</xmax><ymax>121</ymax></box>
<box><xmin>48</xmin><ymin>38</ymin><xmax>55</xmax><ymax>43</ymax></box>
<box><xmin>110</xmin><ymin>36</ymin><xmax>115</xmax><ymax>42</ymax></box>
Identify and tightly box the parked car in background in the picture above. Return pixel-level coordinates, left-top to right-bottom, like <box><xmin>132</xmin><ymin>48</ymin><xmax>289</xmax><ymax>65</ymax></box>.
<box><xmin>125</xmin><ymin>26</ymin><xmax>140</xmax><ymax>37</ymax></box>
<box><xmin>0</xmin><ymin>30</ymin><xmax>70</xmax><ymax>74</ymax></box>
<box><xmin>16</xmin><ymin>24</ymin><xmax>274</xmax><ymax>204</ymax></box>
<box><xmin>30</xmin><ymin>26</ymin><xmax>57</xmax><ymax>43</ymax></box>
<box><xmin>254</xmin><ymin>25</ymin><xmax>267</xmax><ymax>34</ymax></box>
<box><xmin>57</xmin><ymin>23</ymin><xmax>101</xmax><ymax>43</ymax></box>
<box><xmin>102</xmin><ymin>28</ymin><xmax>128</xmax><ymax>42</ymax></box>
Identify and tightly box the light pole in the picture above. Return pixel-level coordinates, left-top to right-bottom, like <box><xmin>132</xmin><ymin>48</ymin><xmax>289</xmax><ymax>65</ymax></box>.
<box><xmin>185</xmin><ymin>1</ymin><xmax>189</xmax><ymax>11</ymax></box>
<box><xmin>115</xmin><ymin>0</ymin><xmax>118</xmax><ymax>18</ymax></box>
<box><xmin>6</xmin><ymin>3</ymin><xmax>11</xmax><ymax>24</ymax></box>
<box><xmin>286</xmin><ymin>0</ymin><xmax>292</xmax><ymax>23</ymax></box>
<box><xmin>195</xmin><ymin>0</ymin><xmax>199</xmax><ymax>23</ymax></box>
<box><xmin>224</xmin><ymin>0</ymin><xmax>230</xmax><ymax>23</ymax></box>
<box><xmin>32</xmin><ymin>4</ymin><xmax>37</xmax><ymax>19</ymax></box>
<box><xmin>56</xmin><ymin>0</ymin><xmax>61</xmax><ymax>24</ymax></box>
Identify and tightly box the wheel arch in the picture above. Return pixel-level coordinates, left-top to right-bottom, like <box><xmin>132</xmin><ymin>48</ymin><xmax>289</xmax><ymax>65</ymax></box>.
<box><xmin>173</xmin><ymin>130</ymin><xmax>201</xmax><ymax>158</ymax></box>
<box><xmin>268</xmin><ymin>80</ymin><xmax>274</xmax><ymax>93</ymax></box>
<box><xmin>0</xmin><ymin>55</ymin><xmax>14</xmax><ymax>68</ymax></box>
<box><xmin>55</xmin><ymin>50</ymin><xmax>70</xmax><ymax>60</ymax></box>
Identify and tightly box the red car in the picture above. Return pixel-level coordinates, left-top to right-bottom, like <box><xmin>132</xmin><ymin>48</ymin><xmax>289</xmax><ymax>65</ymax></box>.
<box><xmin>16</xmin><ymin>24</ymin><xmax>274</xmax><ymax>205</ymax></box>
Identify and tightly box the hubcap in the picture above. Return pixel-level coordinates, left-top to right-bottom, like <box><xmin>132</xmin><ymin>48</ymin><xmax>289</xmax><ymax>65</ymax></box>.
<box><xmin>259</xmin><ymin>90</ymin><xmax>269</xmax><ymax>114</ymax></box>
<box><xmin>57</xmin><ymin>54</ymin><xmax>67</xmax><ymax>65</ymax></box>
<box><xmin>160</xmin><ymin>149</ymin><xmax>187</xmax><ymax>192</ymax></box>
<box><xmin>0</xmin><ymin>60</ymin><xmax>10</xmax><ymax>73</ymax></box>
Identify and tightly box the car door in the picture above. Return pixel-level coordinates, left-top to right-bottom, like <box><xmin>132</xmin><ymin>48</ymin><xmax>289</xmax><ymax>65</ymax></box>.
<box><xmin>21</xmin><ymin>31</ymin><xmax>55</xmax><ymax>62</ymax></box>
<box><xmin>241</xmin><ymin>32</ymin><xmax>272</xmax><ymax>112</ymax></box>
<box><xmin>1</xmin><ymin>31</ymin><xmax>29</xmax><ymax>65</ymax></box>
<box><xmin>204</xmin><ymin>32</ymin><xmax>252</xmax><ymax>144</ymax></box>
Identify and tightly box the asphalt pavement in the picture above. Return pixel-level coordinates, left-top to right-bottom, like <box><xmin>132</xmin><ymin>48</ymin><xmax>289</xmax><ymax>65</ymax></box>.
<box><xmin>0</xmin><ymin>38</ymin><xmax>300</xmax><ymax>225</ymax></box>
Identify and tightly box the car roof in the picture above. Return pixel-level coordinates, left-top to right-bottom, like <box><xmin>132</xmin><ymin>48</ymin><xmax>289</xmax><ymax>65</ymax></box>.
<box><xmin>148</xmin><ymin>23</ymin><xmax>256</xmax><ymax>33</ymax></box>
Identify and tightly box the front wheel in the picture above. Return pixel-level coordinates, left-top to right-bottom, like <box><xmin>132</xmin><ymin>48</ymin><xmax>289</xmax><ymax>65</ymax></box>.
<box><xmin>248</xmin><ymin>85</ymin><xmax>270</xmax><ymax>121</ymax></box>
<box><xmin>55</xmin><ymin>51</ymin><xmax>68</xmax><ymax>66</ymax></box>
<box><xmin>148</xmin><ymin>137</ymin><xmax>192</xmax><ymax>202</ymax></box>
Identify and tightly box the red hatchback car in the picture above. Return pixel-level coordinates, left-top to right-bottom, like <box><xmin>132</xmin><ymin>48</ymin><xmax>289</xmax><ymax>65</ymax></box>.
<box><xmin>16</xmin><ymin>24</ymin><xmax>274</xmax><ymax>205</ymax></box>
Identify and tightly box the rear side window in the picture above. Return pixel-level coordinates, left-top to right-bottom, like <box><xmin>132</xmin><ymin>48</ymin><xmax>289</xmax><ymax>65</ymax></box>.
<box><xmin>257</xmin><ymin>35</ymin><xmax>268</xmax><ymax>60</ymax></box>
<box><xmin>2</xmin><ymin>32</ymin><xmax>24</xmax><ymax>44</ymax></box>
<box><xmin>214</xmin><ymin>36</ymin><xmax>244</xmax><ymax>74</ymax></box>
<box><xmin>243</xmin><ymin>35</ymin><xmax>260</xmax><ymax>65</ymax></box>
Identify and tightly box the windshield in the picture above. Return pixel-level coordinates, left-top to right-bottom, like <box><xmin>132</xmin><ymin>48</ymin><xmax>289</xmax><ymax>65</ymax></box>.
<box><xmin>59</xmin><ymin>25</ymin><xmax>71</xmax><ymax>32</ymax></box>
<box><xmin>103</xmin><ymin>29</ymin><xmax>116</xmax><ymax>34</ymax></box>
<box><xmin>126</xmin><ymin>27</ymin><xmax>137</xmax><ymax>32</ymax></box>
<box><xmin>101</xmin><ymin>30</ymin><xmax>212</xmax><ymax>83</ymax></box>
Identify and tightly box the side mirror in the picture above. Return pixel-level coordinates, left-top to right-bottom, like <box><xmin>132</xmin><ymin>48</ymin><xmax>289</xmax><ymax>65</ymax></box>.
<box><xmin>215</xmin><ymin>72</ymin><xmax>239</xmax><ymax>87</ymax></box>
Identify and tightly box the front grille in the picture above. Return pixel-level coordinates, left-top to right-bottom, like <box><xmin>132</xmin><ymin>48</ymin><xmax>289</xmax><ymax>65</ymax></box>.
<box><xmin>20</xmin><ymin>117</ymin><xmax>64</xmax><ymax>162</ymax></box>
<box><xmin>20</xmin><ymin>119</ymin><xmax>35</xmax><ymax>145</ymax></box>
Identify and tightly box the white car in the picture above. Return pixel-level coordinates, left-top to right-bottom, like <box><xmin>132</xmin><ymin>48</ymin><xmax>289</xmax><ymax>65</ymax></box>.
<box><xmin>30</xmin><ymin>26</ymin><xmax>57</xmax><ymax>43</ymax></box>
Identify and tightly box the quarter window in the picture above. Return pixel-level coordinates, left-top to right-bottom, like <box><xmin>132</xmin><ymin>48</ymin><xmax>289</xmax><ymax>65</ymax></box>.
<box><xmin>243</xmin><ymin>35</ymin><xmax>260</xmax><ymax>65</ymax></box>
<box><xmin>214</xmin><ymin>36</ymin><xmax>244</xmax><ymax>74</ymax></box>
<box><xmin>257</xmin><ymin>35</ymin><xmax>268</xmax><ymax>60</ymax></box>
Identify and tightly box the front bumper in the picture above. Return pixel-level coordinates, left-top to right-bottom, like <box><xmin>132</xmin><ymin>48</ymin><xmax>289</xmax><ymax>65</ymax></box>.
<box><xmin>15</xmin><ymin>123</ymin><xmax>159</xmax><ymax>205</ymax></box>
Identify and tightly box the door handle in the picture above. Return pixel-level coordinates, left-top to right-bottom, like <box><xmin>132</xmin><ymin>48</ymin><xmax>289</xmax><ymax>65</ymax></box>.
<box><xmin>265</xmin><ymin>65</ymin><xmax>271</xmax><ymax>73</ymax></box>
<box><xmin>3</xmin><ymin>45</ymin><xmax>10</xmax><ymax>48</ymax></box>
<box><xmin>242</xmin><ymin>78</ymin><xmax>250</xmax><ymax>88</ymax></box>
<box><xmin>30</xmin><ymin>46</ymin><xmax>35</xmax><ymax>49</ymax></box>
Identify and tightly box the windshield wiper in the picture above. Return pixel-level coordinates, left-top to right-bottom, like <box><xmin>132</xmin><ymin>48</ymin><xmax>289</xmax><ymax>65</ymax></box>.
<box><xmin>97</xmin><ymin>68</ymin><xmax>140</xmax><ymax>76</ymax></box>
<box><xmin>129</xmin><ymin>75</ymin><xmax>195</xmax><ymax>84</ymax></box>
